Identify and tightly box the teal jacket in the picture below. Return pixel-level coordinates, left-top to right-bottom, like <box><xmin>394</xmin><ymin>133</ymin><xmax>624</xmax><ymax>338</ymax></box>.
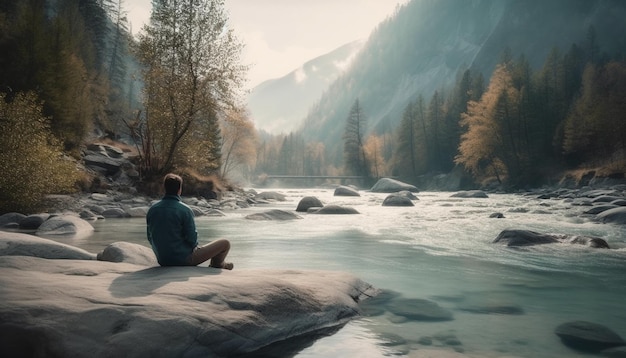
<box><xmin>146</xmin><ymin>195</ymin><xmax>198</xmax><ymax>266</ymax></box>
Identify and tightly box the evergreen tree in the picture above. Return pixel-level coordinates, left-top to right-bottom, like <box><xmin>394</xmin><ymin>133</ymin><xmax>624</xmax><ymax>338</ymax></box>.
<box><xmin>441</xmin><ymin>69</ymin><xmax>474</xmax><ymax>170</ymax></box>
<box><xmin>395</xmin><ymin>100</ymin><xmax>419</xmax><ymax>178</ymax></box>
<box><xmin>563</xmin><ymin>61</ymin><xmax>626</xmax><ymax>165</ymax></box>
<box><xmin>456</xmin><ymin>64</ymin><xmax>519</xmax><ymax>184</ymax></box>
<box><xmin>427</xmin><ymin>90</ymin><xmax>445</xmax><ymax>170</ymax></box>
<box><xmin>343</xmin><ymin>99</ymin><xmax>369</xmax><ymax>177</ymax></box>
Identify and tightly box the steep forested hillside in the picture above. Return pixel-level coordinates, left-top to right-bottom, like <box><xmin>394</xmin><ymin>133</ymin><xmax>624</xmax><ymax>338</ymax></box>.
<box><xmin>0</xmin><ymin>0</ymin><xmax>140</xmax><ymax>212</ymax></box>
<box><xmin>301</xmin><ymin>0</ymin><xmax>626</xmax><ymax>159</ymax></box>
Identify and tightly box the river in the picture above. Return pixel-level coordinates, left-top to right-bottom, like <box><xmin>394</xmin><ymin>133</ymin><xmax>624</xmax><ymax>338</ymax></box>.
<box><xmin>61</xmin><ymin>189</ymin><xmax>626</xmax><ymax>357</ymax></box>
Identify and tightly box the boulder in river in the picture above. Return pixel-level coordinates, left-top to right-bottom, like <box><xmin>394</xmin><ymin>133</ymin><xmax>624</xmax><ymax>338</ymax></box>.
<box><xmin>382</xmin><ymin>194</ymin><xmax>415</xmax><ymax>207</ymax></box>
<box><xmin>334</xmin><ymin>185</ymin><xmax>360</xmax><ymax>197</ymax></box>
<box><xmin>493</xmin><ymin>229</ymin><xmax>610</xmax><ymax>248</ymax></box>
<box><xmin>18</xmin><ymin>213</ymin><xmax>50</xmax><ymax>230</ymax></box>
<box><xmin>35</xmin><ymin>215</ymin><xmax>94</xmax><ymax>238</ymax></box>
<box><xmin>255</xmin><ymin>191</ymin><xmax>287</xmax><ymax>201</ymax></box>
<box><xmin>554</xmin><ymin>321</ymin><xmax>625</xmax><ymax>353</ymax></box>
<box><xmin>245</xmin><ymin>209</ymin><xmax>302</xmax><ymax>221</ymax></box>
<box><xmin>370</xmin><ymin>178</ymin><xmax>418</xmax><ymax>193</ymax></box>
<box><xmin>311</xmin><ymin>205</ymin><xmax>359</xmax><ymax>215</ymax></box>
<box><xmin>493</xmin><ymin>229</ymin><xmax>559</xmax><ymax>246</ymax></box>
<box><xmin>296</xmin><ymin>196</ymin><xmax>324</xmax><ymax>212</ymax></box>
<box><xmin>450</xmin><ymin>190</ymin><xmax>489</xmax><ymax>198</ymax></box>
<box><xmin>0</xmin><ymin>212</ymin><xmax>27</xmax><ymax>228</ymax></box>
<box><xmin>387</xmin><ymin>298</ymin><xmax>453</xmax><ymax>321</ymax></box>
<box><xmin>596</xmin><ymin>207</ymin><xmax>626</xmax><ymax>225</ymax></box>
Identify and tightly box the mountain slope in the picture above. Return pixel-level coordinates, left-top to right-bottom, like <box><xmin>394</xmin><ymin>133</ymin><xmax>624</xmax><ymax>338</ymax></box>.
<box><xmin>300</xmin><ymin>0</ymin><xmax>626</xmax><ymax>150</ymax></box>
<box><xmin>246</xmin><ymin>40</ymin><xmax>364</xmax><ymax>134</ymax></box>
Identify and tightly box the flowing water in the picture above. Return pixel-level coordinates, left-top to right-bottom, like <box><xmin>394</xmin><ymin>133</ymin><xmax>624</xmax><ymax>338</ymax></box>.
<box><xmin>60</xmin><ymin>189</ymin><xmax>626</xmax><ymax>357</ymax></box>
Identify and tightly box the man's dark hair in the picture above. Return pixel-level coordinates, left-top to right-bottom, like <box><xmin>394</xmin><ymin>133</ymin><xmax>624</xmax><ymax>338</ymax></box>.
<box><xmin>163</xmin><ymin>173</ymin><xmax>183</xmax><ymax>195</ymax></box>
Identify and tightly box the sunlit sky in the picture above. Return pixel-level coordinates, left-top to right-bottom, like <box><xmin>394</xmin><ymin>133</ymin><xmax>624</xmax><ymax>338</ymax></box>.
<box><xmin>126</xmin><ymin>0</ymin><xmax>409</xmax><ymax>89</ymax></box>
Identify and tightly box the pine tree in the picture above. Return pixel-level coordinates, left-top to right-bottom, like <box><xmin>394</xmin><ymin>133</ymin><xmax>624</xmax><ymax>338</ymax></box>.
<box><xmin>395</xmin><ymin>100</ymin><xmax>418</xmax><ymax>178</ymax></box>
<box><xmin>343</xmin><ymin>99</ymin><xmax>369</xmax><ymax>177</ymax></box>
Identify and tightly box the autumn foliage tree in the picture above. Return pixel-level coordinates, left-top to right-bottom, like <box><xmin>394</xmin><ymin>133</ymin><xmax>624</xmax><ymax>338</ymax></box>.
<box><xmin>220</xmin><ymin>108</ymin><xmax>257</xmax><ymax>179</ymax></box>
<box><xmin>134</xmin><ymin>0</ymin><xmax>246</xmax><ymax>181</ymax></box>
<box><xmin>456</xmin><ymin>63</ymin><xmax>522</xmax><ymax>184</ymax></box>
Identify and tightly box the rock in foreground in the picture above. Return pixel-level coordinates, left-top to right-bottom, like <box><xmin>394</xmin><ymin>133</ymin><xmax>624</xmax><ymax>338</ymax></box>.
<box><xmin>0</xmin><ymin>255</ymin><xmax>377</xmax><ymax>357</ymax></box>
<box><xmin>554</xmin><ymin>321</ymin><xmax>625</xmax><ymax>353</ymax></box>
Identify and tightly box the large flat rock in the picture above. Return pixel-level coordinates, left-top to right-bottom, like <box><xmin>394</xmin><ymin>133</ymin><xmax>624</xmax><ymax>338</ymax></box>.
<box><xmin>0</xmin><ymin>256</ymin><xmax>376</xmax><ymax>357</ymax></box>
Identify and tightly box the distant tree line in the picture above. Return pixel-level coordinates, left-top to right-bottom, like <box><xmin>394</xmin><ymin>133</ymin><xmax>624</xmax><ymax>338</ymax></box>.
<box><xmin>254</xmin><ymin>29</ymin><xmax>626</xmax><ymax>189</ymax></box>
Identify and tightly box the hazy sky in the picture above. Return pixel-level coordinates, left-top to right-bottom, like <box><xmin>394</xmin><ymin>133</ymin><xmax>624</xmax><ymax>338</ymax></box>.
<box><xmin>126</xmin><ymin>0</ymin><xmax>409</xmax><ymax>89</ymax></box>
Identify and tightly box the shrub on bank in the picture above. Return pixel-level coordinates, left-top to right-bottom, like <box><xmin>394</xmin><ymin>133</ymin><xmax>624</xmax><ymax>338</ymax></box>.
<box><xmin>0</xmin><ymin>92</ymin><xmax>79</xmax><ymax>214</ymax></box>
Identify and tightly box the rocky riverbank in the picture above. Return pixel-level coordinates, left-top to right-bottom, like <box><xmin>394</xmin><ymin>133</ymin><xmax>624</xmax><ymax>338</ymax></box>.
<box><xmin>0</xmin><ymin>231</ymin><xmax>378</xmax><ymax>357</ymax></box>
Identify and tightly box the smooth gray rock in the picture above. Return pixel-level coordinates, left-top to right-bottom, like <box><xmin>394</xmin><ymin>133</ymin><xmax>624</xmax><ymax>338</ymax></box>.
<box><xmin>592</xmin><ymin>196</ymin><xmax>623</xmax><ymax>203</ymax></box>
<box><xmin>611</xmin><ymin>199</ymin><xmax>626</xmax><ymax>206</ymax></box>
<box><xmin>584</xmin><ymin>205</ymin><xmax>619</xmax><ymax>215</ymax></box>
<box><xmin>450</xmin><ymin>190</ymin><xmax>488</xmax><ymax>198</ymax></box>
<box><xmin>101</xmin><ymin>207</ymin><xmax>130</xmax><ymax>218</ymax></box>
<box><xmin>397</xmin><ymin>190</ymin><xmax>418</xmax><ymax>200</ymax></box>
<box><xmin>0</xmin><ymin>255</ymin><xmax>377</xmax><ymax>357</ymax></box>
<box><xmin>255</xmin><ymin>191</ymin><xmax>287</xmax><ymax>201</ymax></box>
<box><xmin>597</xmin><ymin>207</ymin><xmax>626</xmax><ymax>225</ymax></box>
<box><xmin>0</xmin><ymin>212</ymin><xmax>26</xmax><ymax>228</ymax></box>
<box><xmin>18</xmin><ymin>213</ymin><xmax>50</xmax><ymax>230</ymax></box>
<box><xmin>97</xmin><ymin>241</ymin><xmax>157</xmax><ymax>266</ymax></box>
<box><xmin>555</xmin><ymin>321</ymin><xmax>625</xmax><ymax>353</ymax></box>
<box><xmin>296</xmin><ymin>196</ymin><xmax>324</xmax><ymax>212</ymax></box>
<box><xmin>35</xmin><ymin>215</ymin><xmax>94</xmax><ymax>237</ymax></box>
<box><xmin>493</xmin><ymin>230</ymin><xmax>609</xmax><ymax>248</ymax></box>
<box><xmin>0</xmin><ymin>231</ymin><xmax>95</xmax><ymax>260</ymax></box>
<box><xmin>382</xmin><ymin>194</ymin><xmax>415</xmax><ymax>207</ymax></box>
<box><xmin>564</xmin><ymin>235</ymin><xmax>610</xmax><ymax>249</ymax></box>
<box><xmin>334</xmin><ymin>186</ymin><xmax>360</xmax><ymax>197</ymax></box>
<box><xmin>312</xmin><ymin>205</ymin><xmax>359</xmax><ymax>215</ymax></box>
<box><xmin>458</xmin><ymin>304</ymin><xmax>524</xmax><ymax>315</ymax></box>
<box><xmin>245</xmin><ymin>209</ymin><xmax>302</xmax><ymax>221</ymax></box>
<box><xmin>90</xmin><ymin>193</ymin><xmax>112</xmax><ymax>202</ymax></box>
<box><xmin>493</xmin><ymin>230</ymin><xmax>559</xmax><ymax>246</ymax></box>
<box><xmin>388</xmin><ymin>298</ymin><xmax>453</xmax><ymax>321</ymax></box>
<box><xmin>370</xmin><ymin>178</ymin><xmax>418</xmax><ymax>193</ymax></box>
<box><xmin>125</xmin><ymin>206</ymin><xmax>150</xmax><ymax>217</ymax></box>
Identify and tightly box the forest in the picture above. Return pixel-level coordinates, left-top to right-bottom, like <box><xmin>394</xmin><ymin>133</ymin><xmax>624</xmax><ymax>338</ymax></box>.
<box><xmin>0</xmin><ymin>0</ymin><xmax>625</xmax><ymax>214</ymax></box>
<box><xmin>0</xmin><ymin>0</ymin><xmax>254</xmax><ymax>213</ymax></box>
<box><xmin>255</xmin><ymin>37</ymin><xmax>626</xmax><ymax>189</ymax></box>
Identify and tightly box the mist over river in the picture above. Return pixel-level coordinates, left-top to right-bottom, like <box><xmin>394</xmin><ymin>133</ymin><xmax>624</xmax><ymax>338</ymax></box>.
<box><xmin>62</xmin><ymin>189</ymin><xmax>626</xmax><ymax>357</ymax></box>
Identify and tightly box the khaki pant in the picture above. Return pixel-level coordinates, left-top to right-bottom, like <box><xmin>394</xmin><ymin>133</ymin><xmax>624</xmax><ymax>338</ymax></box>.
<box><xmin>188</xmin><ymin>239</ymin><xmax>231</xmax><ymax>268</ymax></box>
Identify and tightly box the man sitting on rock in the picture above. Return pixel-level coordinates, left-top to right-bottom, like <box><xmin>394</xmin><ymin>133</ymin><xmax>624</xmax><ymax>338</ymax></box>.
<box><xmin>147</xmin><ymin>173</ymin><xmax>234</xmax><ymax>269</ymax></box>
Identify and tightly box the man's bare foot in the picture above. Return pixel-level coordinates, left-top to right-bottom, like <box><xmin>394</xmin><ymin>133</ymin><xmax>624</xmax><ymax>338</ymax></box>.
<box><xmin>210</xmin><ymin>262</ymin><xmax>234</xmax><ymax>270</ymax></box>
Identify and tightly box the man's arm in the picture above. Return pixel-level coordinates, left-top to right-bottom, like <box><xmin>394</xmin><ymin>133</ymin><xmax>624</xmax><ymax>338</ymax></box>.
<box><xmin>183</xmin><ymin>209</ymin><xmax>198</xmax><ymax>247</ymax></box>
